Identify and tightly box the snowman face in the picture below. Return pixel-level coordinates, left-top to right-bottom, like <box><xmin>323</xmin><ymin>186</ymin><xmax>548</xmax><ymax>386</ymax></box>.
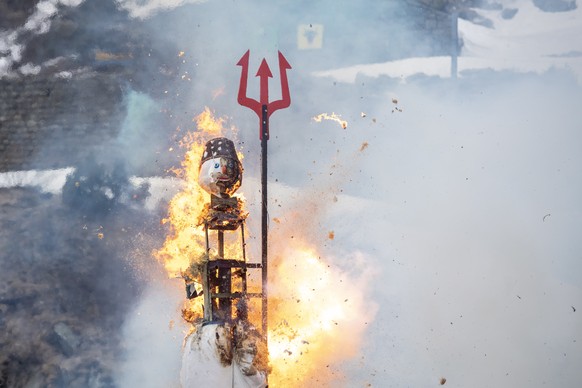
<box><xmin>199</xmin><ymin>157</ymin><xmax>241</xmax><ymax>197</ymax></box>
<box><xmin>208</xmin><ymin>157</ymin><xmax>228</xmax><ymax>181</ymax></box>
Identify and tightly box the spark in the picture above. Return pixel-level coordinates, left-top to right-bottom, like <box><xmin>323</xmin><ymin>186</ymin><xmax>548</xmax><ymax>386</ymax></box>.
<box><xmin>312</xmin><ymin>113</ymin><xmax>348</xmax><ymax>129</ymax></box>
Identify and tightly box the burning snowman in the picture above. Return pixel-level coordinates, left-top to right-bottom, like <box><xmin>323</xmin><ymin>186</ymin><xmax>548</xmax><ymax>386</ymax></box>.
<box><xmin>180</xmin><ymin>137</ymin><xmax>268</xmax><ymax>387</ymax></box>
<box><xmin>198</xmin><ymin>137</ymin><xmax>242</xmax><ymax>198</ymax></box>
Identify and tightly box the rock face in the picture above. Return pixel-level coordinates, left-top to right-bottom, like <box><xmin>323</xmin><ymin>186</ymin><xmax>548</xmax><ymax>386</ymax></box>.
<box><xmin>0</xmin><ymin>185</ymin><xmax>160</xmax><ymax>387</ymax></box>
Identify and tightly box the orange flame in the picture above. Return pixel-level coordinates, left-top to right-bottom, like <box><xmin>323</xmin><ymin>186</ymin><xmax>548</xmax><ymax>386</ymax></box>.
<box><xmin>154</xmin><ymin>108</ymin><xmax>236</xmax><ymax>322</ymax></box>
<box><xmin>312</xmin><ymin>112</ymin><xmax>348</xmax><ymax>129</ymax></box>
<box><xmin>156</xmin><ymin>108</ymin><xmax>375</xmax><ymax>386</ymax></box>
<box><xmin>267</xmin><ymin>234</ymin><xmax>376</xmax><ymax>386</ymax></box>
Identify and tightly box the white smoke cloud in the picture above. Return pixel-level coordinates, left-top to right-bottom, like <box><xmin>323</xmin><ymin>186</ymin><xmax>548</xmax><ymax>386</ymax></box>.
<box><xmin>316</xmin><ymin>72</ymin><xmax>582</xmax><ymax>387</ymax></box>
<box><xmin>3</xmin><ymin>0</ymin><xmax>580</xmax><ymax>386</ymax></box>
<box><xmin>115</xmin><ymin>0</ymin><xmax>207</xmax><ymax>19</ymax></box>
<box><xmin>114</xmin><ymin>277</ymin><xmax>188</xmax><ymax>388</ymax></box>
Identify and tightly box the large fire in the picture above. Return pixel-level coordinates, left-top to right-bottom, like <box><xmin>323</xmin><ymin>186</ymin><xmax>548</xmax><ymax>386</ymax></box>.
<box><xmin>154</xmin><ymin>107</ymin><xmax>233</xmax><ymax>321</ymax></box>
<box><xmin>155</xmin><ymin>108</ymin><xmax>375</xmax><ymax>386</ymax></box>
<box><xmin>155</xmin><ymin>107</ymin><xmax>226</xmax><ymax>279</ymax></box>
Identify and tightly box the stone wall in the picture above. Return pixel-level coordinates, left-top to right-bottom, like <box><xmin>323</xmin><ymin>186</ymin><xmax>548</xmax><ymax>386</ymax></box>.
<box><xmin>0</xmin><ymin>0</ymin><xmax>460</xmax><ymax>173</ymax></box>
<box><xmin>0</xmin><ymin>72</ymin><xmax>126</xmax><ymax>172</ymax></box>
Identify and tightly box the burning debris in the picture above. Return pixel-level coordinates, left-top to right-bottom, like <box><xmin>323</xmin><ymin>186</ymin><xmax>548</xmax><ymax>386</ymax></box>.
<box><xmin>154</xmin><ymin>111</ymin><xmax>269</xmax><ymax>386</ymax></box>
<box><xmin>391</xmin><ymin>97</ymin><xmax>403</xmax><ymax>113</ymax></box>
<box><xmin>313</xmin><ymin>112</ymin><xmax>348</xmax><ymax>129</ymax></box>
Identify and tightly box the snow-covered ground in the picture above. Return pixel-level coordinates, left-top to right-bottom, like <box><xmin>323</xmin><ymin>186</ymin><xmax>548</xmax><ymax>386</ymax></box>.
<box><xmin>314</xmin><ymin>0</ymin><xmax>582</xmax><ymax>83</ymax></box>
<box><xmin>0</xmin><ymin>168</ymin><xmax>74</xmax><ymax>194</ymax></box>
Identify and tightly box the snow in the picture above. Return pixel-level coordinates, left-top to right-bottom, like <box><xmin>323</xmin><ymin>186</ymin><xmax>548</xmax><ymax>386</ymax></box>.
<box><xmin>314</xmin><ymin>0</ymin><xmax>582</xmax><ymax>83</ymax></box>
<box><xmin>0</xmin><ymin>168</ymin><xmax>74</xmax><ymax>194</ymax></box>
<box><xmin>313</xmin><ymin>56</ymin><xmax>454</xmax><ymax>83</ymax></box>
<box><xmin>2</xmin><ymin>1</ymin><xmax>582</xmax><ymax>387</ymax></box>
<box><xmin>0</xmin><ymin>169</ymin><xmax>181</xmax><ymax>211</ymax></box>
<box><xmin>115</xmin><ymin>0</ymin><xmax>207</xmax><ymax>19</ymax></box>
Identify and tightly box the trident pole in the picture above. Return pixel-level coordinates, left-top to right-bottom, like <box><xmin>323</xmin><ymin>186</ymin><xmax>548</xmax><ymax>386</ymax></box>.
<box><xmin>260</xmin><ymin>104</ymin><xmax>268</xmax><ymax>340</ymax></box>
<box><xmin>236</xmin><ymin>49</ymin><xmax>292</xmax><ymax>360</ymax></box>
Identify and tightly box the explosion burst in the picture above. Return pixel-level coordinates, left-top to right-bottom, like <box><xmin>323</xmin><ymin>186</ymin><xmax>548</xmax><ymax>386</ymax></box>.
<box><xmin>267</xmin><ymin>243</ymin><xmax>376</xmax><ymax>386</ymax></box>
<box><xmin>155</xmin><ymin>108</ymin><xmax>375</xmax><ymax>386</ymax></box>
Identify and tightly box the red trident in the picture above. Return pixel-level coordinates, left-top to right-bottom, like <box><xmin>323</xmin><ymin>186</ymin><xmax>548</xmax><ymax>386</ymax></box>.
<box><xmin>236</xmin><ymin>50</ymin><xmax>292</xmax><ymax>354</ymax></box>
<box><xmin>236</xmin><ymin>50</ymin><xmax>292</xmax><ymax>139</ymax></box>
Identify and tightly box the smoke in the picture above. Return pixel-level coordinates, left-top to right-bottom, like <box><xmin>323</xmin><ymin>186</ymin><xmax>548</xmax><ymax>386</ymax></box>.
<box><xmin>0</xmin><ymin>183</ymin><xmax>155</xmax><ymax>386</ymax></box>
<box><xmin>114</xmin><ymin>273</ymin><xmax>189</xmax><ymax>388</ymax></box>
<box><xmin>317</xmin><ymin>72</ymin><xmax>582</xmax><ymax>386</ymax></box>
<box><xmin>1</xmin><ymin>3</ymin><xmax>187</xmax><ymax>386</ymax></box>
<box><xmin>107</xmin><ymin>2</ymin><xmax>582</xmax><ymax>387</ymax></box>
<box><xmin>2</xmin><ymin>0</ymin><xmax>581</xmax><ymax>387</ymax></box>
<box><xmin>113</xmin><ymin>90</ymin><xmax>172</xmax><ymax>175</ymax></box>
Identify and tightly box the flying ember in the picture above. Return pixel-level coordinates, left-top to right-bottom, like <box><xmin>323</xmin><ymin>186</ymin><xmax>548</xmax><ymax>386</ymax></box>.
<box><xmin>312</xmin><ymin>112</ymin><xmax>348</xmax><ymax>129</ymax></box>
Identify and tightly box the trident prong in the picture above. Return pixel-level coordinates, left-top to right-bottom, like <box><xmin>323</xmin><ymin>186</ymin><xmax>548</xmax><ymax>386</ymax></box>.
<box><xmin>268</xmin><ymin>51</ymin><xmax>292</xmax><ymax>116</ymax></box>
<box><xmin>236</xmin><ymin>50</ymin><xmax>292</xmax><ymax>138</ymax></box>
<box><xmin>236</xmin><ymin>50</ymin><xmax>261</xmax><ymax>116</ymax></box>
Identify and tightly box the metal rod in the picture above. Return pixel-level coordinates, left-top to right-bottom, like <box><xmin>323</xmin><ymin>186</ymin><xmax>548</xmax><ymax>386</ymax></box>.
<box><xmin>241</xmin><ymin>223</ymin><xmax>247</xmax><ymax>261</ymax></box>
<box><xmin>241</xmin><ymin>223</ymin><xmax>247</xmax><ymax>294</ymax></box>
<box><xmin>217</xmin><ymin>230</ymin><xmax>231</xmax><ymax>319</ymax></box>
<box><xmin>204</xmin><ymin>222</ymin><xmax>210</xmax><ymax>254</ymax></box>
<box><xmin>218</xmin><ymin>230</ymin><xmax>224</xmax><ymax>258</ymax></box>
<box><xmin>203</xmin><ymin>223</ymin><xmax>212</xmax><ymax>321</ymax></box>
<box><xmin>261</xmin><ymin>104</ymin><xmax>268</xmax><ymax>343</ymax></box>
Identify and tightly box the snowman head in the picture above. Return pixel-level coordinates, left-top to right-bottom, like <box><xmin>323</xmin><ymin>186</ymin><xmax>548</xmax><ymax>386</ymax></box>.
<box><xmin>198</xmin><ymin>137</ymin><xmax>242</xmax><ymax>197</ymax></box>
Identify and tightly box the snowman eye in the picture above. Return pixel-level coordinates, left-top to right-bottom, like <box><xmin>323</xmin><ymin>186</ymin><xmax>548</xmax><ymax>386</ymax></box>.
<box><xmin>214</xmin><ymin>162</ymin><xmax>220</xmax><ymax>168</ymax></box>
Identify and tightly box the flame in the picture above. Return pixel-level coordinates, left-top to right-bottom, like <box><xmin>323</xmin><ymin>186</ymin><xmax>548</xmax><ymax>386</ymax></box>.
<box><xmin>156</xmin><ymin>107</ymin><xmax>375</xmax><ymax>386</ymax></box>
<box><xmin>265</xmin><ymin>161</ymin><xmax>377</xmax><ymax>385</ymax></box>
<box><xmin>154</xmin><ymin>107</ymin><xmax>236</xmax><ymax>319</ymax></box>
<box><xmin>267</xmin><ymin>237</ymin><xmax>375</xmax><ymax>386</ymax></box>
<box><xmin>312</xmin><ymin>112</ymin><xmax>348</xmax><ymax>129</ymax></box>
